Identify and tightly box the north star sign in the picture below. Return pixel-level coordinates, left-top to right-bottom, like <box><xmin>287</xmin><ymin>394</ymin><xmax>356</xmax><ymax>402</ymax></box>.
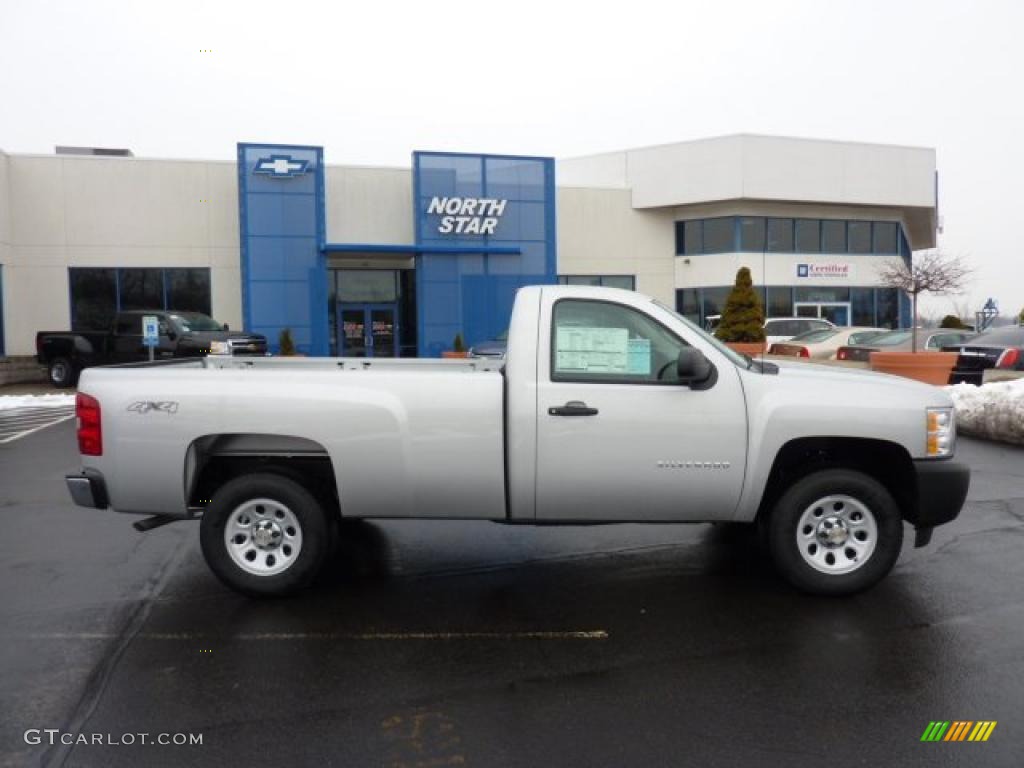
<box><xmin>427</xmin><ymin>196</ymin><xmax>508</xmax><ymax>235</ymax></box>
<box><xmin>253</xmin><ymin>154</ymin><xmax>310</xmax><ymax>177</ymax></box>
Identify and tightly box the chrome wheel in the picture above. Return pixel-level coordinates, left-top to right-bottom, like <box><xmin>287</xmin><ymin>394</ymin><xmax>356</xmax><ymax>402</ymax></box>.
<box><xmin>796</xmin><ymin>494</ymin><xmax>877</xmax><ymax>575</ymax></box>
<box><xmin>224</xmin><ymin>498</ymin><xmax>303</xmax><ymax>577</ymax></box>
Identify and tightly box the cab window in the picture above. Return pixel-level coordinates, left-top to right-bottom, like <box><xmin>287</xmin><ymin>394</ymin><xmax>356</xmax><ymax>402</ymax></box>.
<box><xmin>551</xmin><ymin>300</ymin><xmax>687</xmax><ymax>384</ymax></box>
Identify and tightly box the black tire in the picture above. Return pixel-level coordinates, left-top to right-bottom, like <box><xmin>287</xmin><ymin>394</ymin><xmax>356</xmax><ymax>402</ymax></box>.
<box><xmin>200</xmin><ymin>473</ymin><xmax>331</xmax><ymax>597</ymax></box>
<box><xmin>48</xmin><ymin>357</ymin><xmax>77</xmax><ymax>389</ymax></box>
<box><xmin>767</xmin><ymin>469</ymin><xmax>903</xmax><ymax>596</ymax></box>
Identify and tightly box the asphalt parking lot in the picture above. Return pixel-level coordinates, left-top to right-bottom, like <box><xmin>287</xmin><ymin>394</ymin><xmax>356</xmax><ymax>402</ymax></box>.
<box><xmin>1</xmin><ymin>419</ymin><xmax>1022</xmax><ymax>767</ymax></box>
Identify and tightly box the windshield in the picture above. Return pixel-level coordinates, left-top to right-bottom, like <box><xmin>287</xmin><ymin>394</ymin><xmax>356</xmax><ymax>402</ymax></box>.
<box><xmin>790</xmin><ymin>329</ymin><xmax>838</xmax><ymax>343</ymax></box>
<box><xmin>869</xmin><ymin>330</ymin><xmax>913</xmax><ymax>347</ymax></box>
<box><xmin>169</xmin><ymin>312</ymin><xmax>224</xmax><ymax>332</ymax></box>
<box><xmin>653</xmin><ymin>300</ymin><xmax>750</xmax><ymax>368</ymax></box>
<box><xmin>971</xmin><ymin>326</ymin><xmax>1024</xmax><ymax>345</ymax></box>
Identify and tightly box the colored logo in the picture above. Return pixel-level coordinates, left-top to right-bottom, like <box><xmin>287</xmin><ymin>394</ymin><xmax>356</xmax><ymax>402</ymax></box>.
<box><xmin>920</xmin><ymin>721</ymin><xmax>997</xmax><ymax>742</ymax></box>
<box><xmin>253</xmin><ymin>154</ymin><xmax>309</xmax><ymax>177</ymax></box>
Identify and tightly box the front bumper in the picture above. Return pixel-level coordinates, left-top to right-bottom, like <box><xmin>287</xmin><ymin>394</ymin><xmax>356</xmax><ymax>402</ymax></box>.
<box><xmin>907</xmin><ymin>459</ymin><xmax>970</xmax><ymax>529</ymax></box>
<box><xmin>65</xmin><ymin>469</ymin><xmax>109</xmax><ymax>509</ymax></box>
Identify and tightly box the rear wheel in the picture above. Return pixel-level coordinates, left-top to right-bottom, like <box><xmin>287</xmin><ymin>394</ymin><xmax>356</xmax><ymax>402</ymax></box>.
<box><xmin>48</xmin><ymin>357</ymin><xmax>77</xmax><ymax>388</ymax></box>
<box><xmin>767</xmin><ymin>469</ymin><xmax>903</xmax><ymax>596</ymax></box>
<box><xmin>200</xmin><ymin>473</ymin><xmax>330</xmax><ymax>597</ymax></box>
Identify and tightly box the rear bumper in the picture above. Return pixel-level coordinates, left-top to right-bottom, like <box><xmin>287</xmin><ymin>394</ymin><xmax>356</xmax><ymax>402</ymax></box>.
<box><xmin>65</xmin><ymin>469</ymin><xmax>109</xmax><ymax>509</ymax></box>
<box><xmin>907</xmin><ymin>459</ymin><xmax>970</xmax><ymax>528</ymax></box>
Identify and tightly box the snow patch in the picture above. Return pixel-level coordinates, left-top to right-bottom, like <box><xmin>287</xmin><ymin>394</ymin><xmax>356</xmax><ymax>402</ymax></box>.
<box><xmin>0</xmin><ymin>394</ymin><xmax>77</xmax><ymax>411</ymax></box>
<box><xmin>945</xmin><ymin>378</ymin><xmax>1024</xmax><ymax>446</ymax></box>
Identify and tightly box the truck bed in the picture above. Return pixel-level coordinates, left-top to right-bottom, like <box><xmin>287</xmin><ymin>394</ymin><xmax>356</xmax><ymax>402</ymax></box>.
<box><xmin>77</xmin><ymin>356</ymin><xmax>508</xmax><ymax>519</ymax></box>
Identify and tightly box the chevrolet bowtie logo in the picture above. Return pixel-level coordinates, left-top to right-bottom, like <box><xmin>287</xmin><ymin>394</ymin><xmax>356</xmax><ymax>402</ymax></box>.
<box><xmin>253</xmin><ymin>154</ymin><xmax>309</xmax><ymax>177</ymax></box>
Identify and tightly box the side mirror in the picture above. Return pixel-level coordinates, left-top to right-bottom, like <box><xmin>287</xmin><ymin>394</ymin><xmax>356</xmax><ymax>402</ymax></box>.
<box><xmin>676</xmin><ymin>348</ymin><xmax>714</xmax><ymax>387</ymax></box>
<box><xmin>223</xmin><ymin>323</ymin><xmax>230</xmax><ymax>331</ymax></box>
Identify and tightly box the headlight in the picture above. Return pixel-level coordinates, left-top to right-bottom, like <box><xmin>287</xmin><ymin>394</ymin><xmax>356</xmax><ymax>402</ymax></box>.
<box><xmin>926</xmin><ymin>407</ymin><xmax>955</xmax><ymax>457</ymax></box>
<box><xmin>208</xmin><ymin>340</ymin><xmax>231</xmax><ymax>355</ymax></box>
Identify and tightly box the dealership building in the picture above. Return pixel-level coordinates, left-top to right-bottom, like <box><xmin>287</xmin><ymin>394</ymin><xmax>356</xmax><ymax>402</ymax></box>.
<box><xmin>0</xmin><ymin>134</ymin><xmax>936</xmax><ymax>358</ymax></box>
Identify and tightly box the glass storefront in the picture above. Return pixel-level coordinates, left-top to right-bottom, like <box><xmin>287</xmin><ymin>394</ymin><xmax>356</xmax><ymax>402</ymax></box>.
<box><xmin>328</xmin><ymin>268</ymin><xmax>416</xmax><ymax>357</ymax></box>
<box><xmin>68</xmin><ymin>267</ymin><xmax>211</xmax><ymax>331</ymax></box>
<box><xmin>676</xmin><ymin>285</ymin><xmax>903</xmax><ymax>329</ymax></box>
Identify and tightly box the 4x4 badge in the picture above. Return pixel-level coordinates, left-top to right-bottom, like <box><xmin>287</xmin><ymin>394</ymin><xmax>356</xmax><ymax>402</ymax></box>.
<box><xmin>126</xmin><ymin>401</ymin><xmax>179</xmax><ymax>415</ymax></box>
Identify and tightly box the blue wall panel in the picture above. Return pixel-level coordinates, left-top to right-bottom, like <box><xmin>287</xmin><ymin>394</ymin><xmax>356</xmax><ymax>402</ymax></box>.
<box><xmin>238</xmin><ymin>143</ymin><xmax>327</xmax><ymax>355</ymax></box>
<box><xmin>413</xmin><ymin>152</ymin><xmax>556</xmax><ymax>357</ymax></box>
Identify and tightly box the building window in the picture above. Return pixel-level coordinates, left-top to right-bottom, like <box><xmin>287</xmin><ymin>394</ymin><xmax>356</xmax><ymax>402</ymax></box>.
<box><xmin>876</xmin><ymin>287</ymin><xmax>899</xmax><ymax>329</ymax></box>
<box><xmin>739</xmin><ymin>217</ymin><xmax>765</xmax><ymax>252</ymax></box>
<box><xmin>165</xmin><ymin>269</ymin><xmax>212</xmax><ymax>315</ymax></box>
<box><xmin>765</xmin><ymin>286</ymin><xmax>793</xmax><ymax>318</ymax></box>
<box><xmin>337</xmin><ymin>270</ymin><xmax>399</xmax><ymax>303</ymax></box>
<box><xmin>676</xmin><ymin>288</ymin><xmax>700</xmax><ymax>322</ymax></box>
<box><xmin>851</xmin><ymin>288</ymin><xmax>875</xmax><ymax>326</ymax></box>
<box><xmin>559</xmin><ymin>275</ymin><xmax>636</xmax><ymax>290</ymax></box>
<box><xmin>700</xmin><ymin>286</ymin><xmax>733</xmax><ymax>323</ymax></box>
<box><xmin>684</xmin><ymin>220</ymin><xmax>702</xmax><ymax>255</ymax></box>
<box><xmin>822</xmin><ymin>220</ymin><xmax>846</xmax><ymax>253</ymax></box>
<box><xmin>795</xmin><ymin>286</ymin><xmax>851</xmax><ymax>303</ymax></box>
<box><xmin>795</xmin><ymin>219</ymin><xmax>821</xmax><ymax>253</ymax></box>
<box><xmin>874</xmin><ymin>222</ymin><xmax>898</xmax><ymax>255</ymax></box>
<box><xmin>70</xmin><ymin>268</ymin><xmax>117</xmax><ymax>331</ymax></box>
<box><xmin>118</xmin><ymin>269</ymin><xmax>165</xmax><ymax>312</ymax></box>
<box><xmin>676</xmin><ymin>217</ymin><xmax>908</xmax><ymax>257</ymax></box>
<box><xmin>848</xmin><ymin>221</ymin><xmax>872</xmax><ymax>254</ymax></box>
<box><xmin>767</xmin><ymin>218</ymin><xmax>794</xmax><ymax>252</ymax></box>
<box><xmin>69</xmin><ymin>267</ymin><xmax>212</xmax><ymax>331</ymax></box>
<box><xmin>703</xmin><ymin>218</ymin><xmax>734</xmax><ymax>253</ymax></box>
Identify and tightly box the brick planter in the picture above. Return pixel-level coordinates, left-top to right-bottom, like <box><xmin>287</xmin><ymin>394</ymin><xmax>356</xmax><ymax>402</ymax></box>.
<box><xmin>869</xmin><ymin>351</ymin><xmax>958</xmax><ymax>386</ymax></box>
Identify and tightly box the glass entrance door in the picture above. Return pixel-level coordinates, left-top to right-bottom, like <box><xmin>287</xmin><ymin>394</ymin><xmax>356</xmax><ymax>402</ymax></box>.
<box><xmin>339</xmin><ymin>305</ymin><xmax>398</xmax><ymax>357</ymax></box>
<box><xmin>794</xmin><ymin>302</ymin><xmax>851</xmax><ymax>327</ymax></box>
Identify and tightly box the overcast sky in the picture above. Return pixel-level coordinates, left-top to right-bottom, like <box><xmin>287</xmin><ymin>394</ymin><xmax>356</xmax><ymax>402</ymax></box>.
<box><xmin>2</xmin><ymin>0</ymin><xmax>1022</xmax><ymax>318</ymax></box>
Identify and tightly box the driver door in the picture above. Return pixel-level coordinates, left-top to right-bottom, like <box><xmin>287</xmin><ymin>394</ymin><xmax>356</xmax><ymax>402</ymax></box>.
<box><xmin>535</xmin><ymin>298</ymin><xmax>747</xmax><ymax>521</ymax></box>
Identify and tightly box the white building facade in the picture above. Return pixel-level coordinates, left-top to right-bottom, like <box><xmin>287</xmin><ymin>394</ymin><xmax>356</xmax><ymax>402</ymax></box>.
<box><xmin>0</xmin><ymin>134</ymin><xmax>935</xmax><ymax>357</ymax></box>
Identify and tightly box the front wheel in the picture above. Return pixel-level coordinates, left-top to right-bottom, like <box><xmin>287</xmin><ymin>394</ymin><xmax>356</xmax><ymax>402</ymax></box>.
<box><xmin>200</xmin><ymin>473</ymin><xmax>331</xmax><ymax>597</ymax></box>
<box><xmin>767</xmin><ymin>469</ymin><xmax>903</xmax><ymax>596</ymax></box>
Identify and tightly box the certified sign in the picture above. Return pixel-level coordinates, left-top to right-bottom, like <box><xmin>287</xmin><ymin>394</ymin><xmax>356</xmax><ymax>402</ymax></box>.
<box><xmin>142</xmin><ymin>315</ymin><xmax>159</xmax><ymax>347</ymax></box>
<box><xmin>797</xmin><ymin>263</ymin><xmax>851</xmax><ymax>279</ymax></box>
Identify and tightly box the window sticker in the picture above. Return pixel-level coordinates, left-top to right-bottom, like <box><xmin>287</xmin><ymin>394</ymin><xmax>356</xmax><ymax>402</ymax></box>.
<box><xmin>556</xmin><ymin>326</ymin><xmax>630</xmax><ymax>373</ymax></box>
<box><xmin>626</xmin><ymin>338</ymin><xmax>652</xmax><ymax>375</ymax></box>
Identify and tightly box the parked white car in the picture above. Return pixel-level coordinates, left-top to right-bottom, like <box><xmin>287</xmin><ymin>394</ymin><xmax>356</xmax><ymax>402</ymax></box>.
<box><xmin>769</xmin><ymin>327</ymin><xmax>887</xmax><ymax>359</ymax></box>
<box><xmin>66</xmin><ymin>286</ymin><xmax>969</xmax><ymax>598</ymax></box>
<box><xmin>764</xmin><ymin>317</ymin><xmax>836</xmax><ymax>346</ymax></box>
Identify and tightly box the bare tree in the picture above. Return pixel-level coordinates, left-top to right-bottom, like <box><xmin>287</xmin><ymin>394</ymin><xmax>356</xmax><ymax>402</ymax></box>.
<box><xmin>877</xmin><ymin>251</ymin><xmax>972</xmax><ymax>352</ymax></box>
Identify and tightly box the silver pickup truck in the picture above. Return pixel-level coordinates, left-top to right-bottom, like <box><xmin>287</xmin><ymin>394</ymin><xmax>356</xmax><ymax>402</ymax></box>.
<box><xmin>66</xmin><ymin>285</ymin><xmax>969</xmax><ymax>597</ymax></box>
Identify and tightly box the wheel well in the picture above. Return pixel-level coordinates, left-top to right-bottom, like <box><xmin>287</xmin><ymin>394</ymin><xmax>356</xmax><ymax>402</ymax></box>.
<box><xmin>186</xmin><ymin>434</ymin><xmax>340</xmax><ymax>517</ymax></box>
<box><xmin>756</xmin><ymin>437</ymin><xmax>915</xmax><ymax>522</ymax></box>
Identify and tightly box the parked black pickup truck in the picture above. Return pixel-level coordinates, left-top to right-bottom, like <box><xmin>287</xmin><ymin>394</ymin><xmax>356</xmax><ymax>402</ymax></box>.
<box><xmin>37</xmin><ymin>310</ymin><xmax>268</xmax><ymax>387</ymax></box>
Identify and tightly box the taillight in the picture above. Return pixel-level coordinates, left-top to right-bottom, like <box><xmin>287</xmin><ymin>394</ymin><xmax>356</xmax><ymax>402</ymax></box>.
<box><xmin>798</xmin><ymin>347</ymin><xmax>810</xmax><ymax>358</ymax></box>
<box><xmin>837</xmin><ymin>348</ymin><xmax>848</xmax><ymax>360</ymax></box>
<box><xmin>76</xmin><ymin>393</ymin><xmax>102</xmax><ymax>456</ymax></box>
<box><xmin>996</xmin><ymin>348</ymin><xmax>1020</xmax><ymax>369</ymax></box>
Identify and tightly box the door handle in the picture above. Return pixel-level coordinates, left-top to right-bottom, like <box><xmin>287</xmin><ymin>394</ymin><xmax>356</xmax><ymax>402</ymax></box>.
<box><xmin>548</xmin><ymin>400</ymin><xmax>599</xmax><ymax>416</ymax></box>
